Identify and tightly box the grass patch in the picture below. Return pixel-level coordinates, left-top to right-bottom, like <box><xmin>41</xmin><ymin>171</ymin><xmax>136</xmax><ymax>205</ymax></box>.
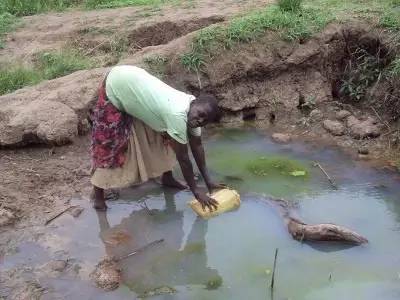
<box><xmin>380</xmin><ymin>10</ymin><xmax>400</xmax><ymax>30</ymax></box>
<box><xmin>0</xmin><ymin>49</ymin><xmax>93</xmax><ymax>95</ymax></box>
<box><xmin>181</xmin><ymin>0</ymin><xmax>400</xmax><ymax>72</ymax></box>
<box><xmin>35</xmin><ymin>49</ymin><xmax>93</xmax><ymax>79</ymax></box>
<box><xmin>389</xmin><ymin>57</ymin><xmax>400</xmax><ymax>77</ymax></box>
<box><xmin>0</xmin><ymin>66</ymin><xmax>41</xmax><ymax>95</ymax></box>
<box><xmin>84</xmin><ymin>0</ymin><xmax>173</xmax><ymax>9</ymax></box>
<box><xmin>278</xmin><ymin>0</ymin><xmax>302</xmax><ymax>12</ymax></box>
<box><xmin>144</xmin><ymin>55</ymin><xmax>168</xmax><ymax>79</ymax></box>
<box><xmin>0</xmin><ymin>0</ymin><xmax>81</xmax><ymax>16</ymax></box>
<box><xmin>181</xmin><ymin>5</ymin><xmax>332</xmax><ymax>71</ymax></box>
<box><xmin>0</xmin><ymin>12</ymin><xmax>17</xmax><ymax>48</ymax></box>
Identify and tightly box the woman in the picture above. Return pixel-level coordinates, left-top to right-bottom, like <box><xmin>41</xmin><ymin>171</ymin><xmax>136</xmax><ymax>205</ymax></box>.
<box><xmin>90</xmin><ymin>65</ymin><xmax>224</xmax><ymax>211</ymax></box>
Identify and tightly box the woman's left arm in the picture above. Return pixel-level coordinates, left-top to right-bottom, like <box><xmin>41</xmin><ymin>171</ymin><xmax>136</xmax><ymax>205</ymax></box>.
<box><xmin>189</xmin><ymin>134</ymin><xmax>224</xmax><ymax>193</ymax></box>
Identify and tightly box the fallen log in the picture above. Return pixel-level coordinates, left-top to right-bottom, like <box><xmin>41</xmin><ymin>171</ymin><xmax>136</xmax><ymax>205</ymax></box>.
<box><xmin>263</xmin><ymin>197</ymin><xmax>368</xmax><ymax>245</ymax></box>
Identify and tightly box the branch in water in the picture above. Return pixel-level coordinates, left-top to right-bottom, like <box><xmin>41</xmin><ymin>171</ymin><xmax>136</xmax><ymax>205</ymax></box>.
<box><xmin>263</xmin><ymin>197</ymin><xmax>368</xmax><ymax>245</ymax></box>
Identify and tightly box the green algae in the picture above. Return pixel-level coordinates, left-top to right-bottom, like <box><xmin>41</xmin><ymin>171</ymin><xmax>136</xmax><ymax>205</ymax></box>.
<box><xmin>247</xmin><ymin>156</ymin><xmax>309</xmax><ymax>178</ymax></box>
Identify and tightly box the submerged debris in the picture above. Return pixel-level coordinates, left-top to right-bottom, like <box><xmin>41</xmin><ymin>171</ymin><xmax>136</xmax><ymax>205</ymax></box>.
<box><xmin>69</xmin><ymin>206</ymin><xmax>84</xmax><ymax>218</ymax></box>
<box><xmin>263</xmin><ymin>197</ymin><xmax>368</xmax><ymax>245</ymax></box>
<box><xmin>90</xmin><ymin>257</ymin><xmax>121</xmax><ymax>291</ymax></box>
<box><xmin>138</xmin><ymin>286</ymin><xmax>177</xmax><ymax>298</ymax></box>
<box><xmin>36</xmin><ymin>260</ymin><xmax>69</xmax><ymax>278</ymax></box>
<box><xmin>205</xmin><ymin>275</ymin><xmax>223</xmax><ymax>290</ymax></box>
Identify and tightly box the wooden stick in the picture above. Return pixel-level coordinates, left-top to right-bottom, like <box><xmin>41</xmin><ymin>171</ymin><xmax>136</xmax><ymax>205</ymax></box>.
<box><xmin>45</xmin><ymin>206</ymin><xmax>74</xmax><ymax>225</ymax></box>
<box><xmin>116</xmin><ymin>239</ymin><xmax>164</xmax><ymax>261</ymax></box>
<box><xmin>313</xmin><ymin>162</ymin><xmax>337</xmax><ymax>189</ymax></box>
<box><xmin>270</xmin><ymin>248</ymin><xmax>279</xmax><ymax>291</ymax></box>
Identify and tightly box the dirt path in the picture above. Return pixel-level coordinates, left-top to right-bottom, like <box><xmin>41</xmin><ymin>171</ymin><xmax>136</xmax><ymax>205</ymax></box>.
<box><xmin>0</xmin><ymin>0</ymin><xmax>272</xmax><ymax>64</ymax></box>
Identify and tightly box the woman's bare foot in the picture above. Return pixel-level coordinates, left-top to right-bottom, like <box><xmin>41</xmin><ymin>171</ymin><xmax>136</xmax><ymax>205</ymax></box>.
<box><xmin>92</xmin><ymin>186</ymin><xmax>108</xmax><ymax>211</ymax></box>
<box><xmin>161</xmin><ymin>171</ymin><xmax>187</xmax><ymax>189</ymax></box>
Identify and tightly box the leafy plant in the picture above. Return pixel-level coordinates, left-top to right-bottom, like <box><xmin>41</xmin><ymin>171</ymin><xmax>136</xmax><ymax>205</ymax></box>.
<box><xmin>340</xmin><ymin>48</ymin><xmax>382</xmax><ymax>102</ymax></box>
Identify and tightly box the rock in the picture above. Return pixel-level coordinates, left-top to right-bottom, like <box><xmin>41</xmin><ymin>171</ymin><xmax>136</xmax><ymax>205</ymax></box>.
<box><xmin>69</xmin><ymin>206</ymin><xmax>84</xmax><ymax>218</ymax></box>
<box><xmin>0</xmin><ymin>100</ymin><xmax>78</xmax><ymax>147</ymax></box>
<box><xmin>346</xmin><ymin>115</ymin><xmax>360</xmax><ymax>128</ymax></box>
<box><xmin>358</xmin><ymin>146</ymin><xmax>369</xmax><ymax>155</ymax></box>
<box><xmin>309</xmin><ymin>109</ymin><xmax>323</xmax><ymax>122</ymax></box>
<box><xmin>336</xmin><ymin>110</ymin><xmax>352</xmax><ymax>120</ymax></box>
<box><xmin>38</xmin><ymin>260</ymin><xmax>68</xmax><ymax>276</ymax></box>
<box><xmin>90</xmin><ymin>258</ymin><xmax>121</xmax><ymax>291</ymax></box>
<box><xmin>0</xmin><ymin>208</ymin><xmax>17</xmax><ymax>226</ymax></box>
<box><xmin>346</xmin><ymin>116</ymin><xmax>381</xmax><ymax>139</ymax></box>
<box><xmin>322</xmin><ymin>120</ymin><xmax>346</xmax><ymax>136</ymax></box>
<box><xmin>0</xmin><ymin>68</ymin><xmax>104</xmax><ymax>147</ymax></box>
<box><xmin>271</xmin><ymin>133</ymin><xmax>291</xmax><ymax>143</ymax></box>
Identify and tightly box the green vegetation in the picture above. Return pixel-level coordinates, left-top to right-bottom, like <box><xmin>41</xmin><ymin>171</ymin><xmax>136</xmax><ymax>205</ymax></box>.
<box><xmin>0</xmin><ymin>12</ymin><xmax>17</xmax><ymax>48</ymax></box>
<box><xmin>0</xmin><ymin>0</ymin><xmax>80</xmax><ymax>16</ymax></box>
<box><xmin>144</xmin><ymin>55</ymin><xmax>168</xmax><ymax>78</ymax></box>
<box><xmin>205</xmin><ymin>275</ymin><xmax>223</xmax><ymax>290</ymax></box>
<box><xmin>35</xmin><ymin>50</ymin><xmax>93</xmax><ymax>79</ymax></box>
<box><xmin>182</xmin><ymin>0</ymin><xmax>400</xmax><ymax>72</ymax></box>
<box><xmin>380</xmin><ymin>10</ymin><xmax>400</xmax><ymax>30</ymax></box>
<box><xmin>0</xmin><ymin>66</ymin><xmax>41</xmax><ymax>95</ymax></box>
<box><xmin>390</xmin><ymin>58</ymin><xmax>400</xmax><ymax>77</ymax></box>
<box><xmin>340</xmin><ymin>48</ymin><xmax>382</xmax><ymax>102</ymax></box>
<box><xmin>0</xmin><ymin>0</ymin><xmax>174</xmax><ymax>15</ymax></box>
<box><xmin>278</xmin><ymin>0</ymin><xmax>302</xmax><ymax>12</ymax></box>
<box><xmin>182</xmin><ymin>4</ymin><xmax>331</xmax><ymax>71</ymax></box>
<box><xmin>84</xmin><ymin>0</ymin><xmax>171</xmax><ymax>9</ymax></box>
<box><xmin>0</xmin><ymin>49</ymin><xmax>93</xmax><ymax>95</ymax></box>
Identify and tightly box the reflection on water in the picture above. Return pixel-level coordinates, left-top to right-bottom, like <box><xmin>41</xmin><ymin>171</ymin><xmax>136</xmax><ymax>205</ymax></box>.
<box><xmin>96</xmin><ymin>190</ymin><xmax>221</xmax><ymax>295</ymax></box>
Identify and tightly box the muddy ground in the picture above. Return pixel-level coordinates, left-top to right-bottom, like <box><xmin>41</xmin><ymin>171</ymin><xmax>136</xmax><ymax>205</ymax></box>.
<box><xmin>1</xmin><ymin>0</ymin><xmax>400</xmax><ymax>298</ymax></box>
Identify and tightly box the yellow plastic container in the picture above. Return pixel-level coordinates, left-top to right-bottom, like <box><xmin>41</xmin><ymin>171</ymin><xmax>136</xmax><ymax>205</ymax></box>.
<box><xmin>189</xmin><ymin>189</ymin><xmax>241</xmax><ymax>219</ymax></box>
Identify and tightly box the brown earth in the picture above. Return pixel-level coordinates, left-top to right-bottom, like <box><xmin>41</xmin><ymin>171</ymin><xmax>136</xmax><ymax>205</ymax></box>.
<box><xmin>0</xmin><ymin>0</ymin><xmax>270</xmax><ymax>65</ymax></box>
<box><xmin>1</xmin><ymin>2</ymin><xmax>400</xmax><ymax>294</ymax></box>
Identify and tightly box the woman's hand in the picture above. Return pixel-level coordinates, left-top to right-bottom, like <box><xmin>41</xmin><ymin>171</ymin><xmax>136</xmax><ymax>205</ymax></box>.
<box><xmin>194</xmin><ymin>190</ymin><xmax>219</xmax><ymax>211</ymax></box>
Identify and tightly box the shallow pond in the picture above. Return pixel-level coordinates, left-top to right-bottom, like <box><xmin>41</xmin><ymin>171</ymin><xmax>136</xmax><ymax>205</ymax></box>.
<box><xmin>2</xmin><ymin>128</ymin><xmax>400</xmax><ymax>299</ymax></box>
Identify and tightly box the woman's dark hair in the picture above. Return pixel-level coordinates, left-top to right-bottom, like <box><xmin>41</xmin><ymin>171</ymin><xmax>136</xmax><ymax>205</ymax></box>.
<box><xmin>196</xmin><ymin>93</ymin><xmax>222</xmax><ymax>123</ymax></box>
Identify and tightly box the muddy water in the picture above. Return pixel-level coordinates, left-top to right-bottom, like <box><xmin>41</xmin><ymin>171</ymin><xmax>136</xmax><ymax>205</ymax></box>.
<box><xmin>3</xmin><ymin>129</ymin><xmax>400</xmax><ymax>299</ymax></box>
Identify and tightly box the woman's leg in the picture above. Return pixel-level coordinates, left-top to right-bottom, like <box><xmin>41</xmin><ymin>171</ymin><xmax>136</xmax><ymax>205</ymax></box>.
<box><xmin>93</xmin><ymin>185</ymin><xmax>107</xmax><ymax>210</ymax></box>
<box><xmin>161</xmin><ymin>170</ymin><xmax>187</xmax><ymax>189</ymax></box>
